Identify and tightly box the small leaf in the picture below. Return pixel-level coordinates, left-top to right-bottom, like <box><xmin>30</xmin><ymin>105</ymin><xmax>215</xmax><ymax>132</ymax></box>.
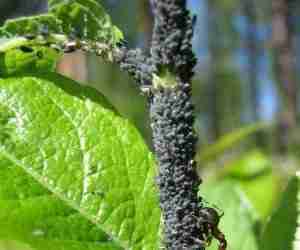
<box><xmin>0</xmin><ymin>0</ymin><xmax>123</xmax><ymax>51</ymax></box>
<box><xmin>0</xmin><ymin>40</ymin><xmax>61</xmax><ymax>76</ymax></box>
<box><xmin>48</xmin><ymin>0</ymin><xmax>123</xmax><ymax>45</ymax></box>
<box><xmin>0</xmin><ymin>14</ymin><xmax>62</xmax><ymax>38</ymax></box>
<box><xmin>200</xmin><ymin>180</ymin><xmax>259</xmax><ymax>250</ymax></box>
<box><xmin>260</xmin><ymin>173</ymin><xmax>299</xmax><ymax>250</ymax></box>
<box><xmin>0</xmin><ymin>72</ymin><xmax>160</xmax><ymax>249</ymax></box>
<box><xmin>197</xmin><ymin>123</ymin><xmax>268</xmax><ymax>164</ymax></box>
<box><xmin>227</xmin><ymin>150</ymin><xmax>270</xmax><ymax>178</ymax></box>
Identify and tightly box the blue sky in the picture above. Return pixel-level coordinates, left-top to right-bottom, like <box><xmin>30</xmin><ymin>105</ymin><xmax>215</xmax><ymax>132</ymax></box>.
<box><xmin>187</xmin><ymin>0</ymin><xmax>278</xmax><ymax>121</ymax></box>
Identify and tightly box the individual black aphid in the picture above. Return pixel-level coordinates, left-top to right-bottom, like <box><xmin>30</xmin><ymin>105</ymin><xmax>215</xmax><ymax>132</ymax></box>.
<box><xmin>116</xmin><ymin>39</ymin><xmax>128</xmax><ymax>48</ymax></box>
<box><xmin>25</xmin><ymin>34</ymin><xmax>36</xmax><ymax>40</ymax></box>
<box><xmin>192</xmin><ymin>15</ymin><xmax>197</xmax><ymax>29</ymax></box>
<box><xmin>19</xmin><ymin>46</ymin><xmax>34</xmax><ymax>53</ymax></box>
<box><xmin>36</xmin><ymin>50</ymin><xmax>43</xmax><ymax>59</ymax></box>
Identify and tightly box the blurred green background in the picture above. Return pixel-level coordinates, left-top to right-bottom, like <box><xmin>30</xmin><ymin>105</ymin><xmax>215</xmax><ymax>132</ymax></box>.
<box><xmin>1</xmin><ymin>0</ymin><xmax>300</xmax><ymax>249</ymax></box>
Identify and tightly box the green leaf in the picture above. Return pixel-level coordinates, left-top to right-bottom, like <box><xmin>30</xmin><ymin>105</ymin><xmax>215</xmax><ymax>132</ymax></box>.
<box><xmin>48</xmin><ymin>0</ymin><xmax>123</xmax><ymax>44</ymax></box>
<box><xmin>260</xmin><ymin>174</ymin><xmax>299</xmax><ymax>250</ymax></box>
<box><xmin>0</xmin><ymin>14</ymin><xmax>62</xmax><ymax>38</ymax></box>
<box><xmin>0</xmin><ymin>240</ymin><xmax>34</xmax><ymax>250</ymax></box>
<box><xmin>200</xmin><ymin>180</ymin><xmax>259</xmax><ymax>250</ymax></box>
<box><xmin>224</xmin><ymin>151</ymin><xmax>282</xmax><ymax>220</ymax></box>
<box><xmin>0</xmin><ymin>72</ymin><xmax>160</xmax><ymax>250</ymax></box>
<box><xmin>0</xmin><ymin>0</ymin><xmax>123</xmax><ymax>53</ymax></box>
<box><xmin>0</xmin><ymin>40</ymin><xmax>61</xmax><ymax>76</ymax></box>
<box><xmin>0</xmin><ymin>157</ymin><xmax>49</xmax><ymax>201</ymax></box>
<box><xmin>197</xmin><ymin>123</ymin><xmax>268</xmax><ymax>164</ymax></box>
<box><xmin>18</xmin><ymin>239</ymin><xmax>121</xmax><ymax>250</ymax></box>
<box><xmin>0</xmin><ymin>155</ymin><xmax>121</xmax><ymax>250</ymax></box>
<box><xmin>226</xmin><ymin>150</ymin><xmax>270</xmax><ymax>178</ymax></box>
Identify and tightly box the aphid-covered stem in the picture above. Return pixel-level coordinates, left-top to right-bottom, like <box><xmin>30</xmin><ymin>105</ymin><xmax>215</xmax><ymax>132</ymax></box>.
<box><xmin>150</xmin><ymin>85</ymin><xmax>204</xmax><ymax>249</ymax></box>
<box><xmin>114</xmin><ymin>47</ymin><xmax>154</xmax><ymax>88</ymax></box>
<box><xmin>149</xmin><ymin>0</ymin><xmax>205</xmax><ymax>249</ymax></box>
<box><xmin>78</xmin><ymin>40</ymin><xmax>153</xmax><ymax>88</ymax></box>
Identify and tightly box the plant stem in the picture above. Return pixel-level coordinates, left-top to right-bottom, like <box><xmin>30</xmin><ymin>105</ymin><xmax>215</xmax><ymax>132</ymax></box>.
<box><xmin>149</xmin><ymin>0</ymin><xmax>205</xmax><ymax>249</ymax></box>
<box><xmin>77</xmin><ymin>2</ymin><xmax>206</xmax><ymax>248</ymax></box>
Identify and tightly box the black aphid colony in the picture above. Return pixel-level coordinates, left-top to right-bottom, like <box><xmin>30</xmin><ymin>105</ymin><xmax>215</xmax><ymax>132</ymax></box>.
<box><xmin>148</xmin><ymin>0</ymin><xmax>207</xmax><ymax>249</ymax></box>
<box><xmin>151</xmin><ymin>0</ymin><xmax>197</xmax><ymax>83</ymax></box>
<box><xmin>150</xmin><ymin>84</ymin><xmax>204</xmax><ymax>249</ymax></box>
<box><xmin>115</xmin><ymin>48</ymin><xmax>154</xmax><ymax>89</ymax></box>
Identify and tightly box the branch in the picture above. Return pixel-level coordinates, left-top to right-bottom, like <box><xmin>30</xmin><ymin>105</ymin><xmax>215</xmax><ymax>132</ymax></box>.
<box><xmin>149</xmin><ymin>0</ymin><xmax>205</xmax><ymax>249</ymax></box>
<box><xmin>150</xmin><ymin>0</ymin><xmax>196</xmax><ymax>82</ymax></box>
<box><xmin>115</xmin><ymin>47</ymin><xmax>154</xmax><ymax>89</ymax></box>
<box><xmin>13</xmin><ymin>33</ymin><xmax>154</xmax><ymax>94</ymax></box>
<box><xmin>75</xmin><ymin>40</ymin><xmax>153</xmax><ymax>91</ymax></box>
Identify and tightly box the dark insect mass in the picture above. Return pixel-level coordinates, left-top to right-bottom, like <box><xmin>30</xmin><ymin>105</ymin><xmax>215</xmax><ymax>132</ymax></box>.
<box><xmin>150</xmin><ymin>85</ymin><xmax>204</xmax><ymax>249</ymax></box>
<box><xmin>151</xmin><ymin>0</ymin><xmax>197</xmax><ymax>83</ymax></box>
<box><xmin>19</xmin><ymin>45</ymin><xmax>34</xmax><ymax>53</ymax></box>
<box><xmin>25</xmin><ymin>34</ymin><xmax>36</xmax><ymax>40</ymax></box>
<box><xmin>149</xmin><ymin>0</ymin><xmax>207</xmax><ymax>249</ymax></box>
<box><xmin>115</xmin><ymin>47</ymin><xmax>154</xmax><ymax>91</ymax></box>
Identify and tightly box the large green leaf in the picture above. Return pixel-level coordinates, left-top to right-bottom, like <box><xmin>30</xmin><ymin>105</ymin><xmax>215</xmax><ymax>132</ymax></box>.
<box><xmin>200</xmin><ymin>180</ymin><xmax>259</xmax><ymax>250</ymax></box>
<box><xmin>0</xmin><ymin>240</ymin><xmax>33</xmax><ymax>250</ymax></box>
<box><xmin>0</xmin><ymin>155</ymin><xmax>119</xmax><ymax>250</ymax></box>
<box><xmin>260</xmin><ymin>174</ymin><xmax>300</xmax><ymax>250</ymax></box>
<box><xmin>0</xmin><ymin>73</ymin><xmax>160</xmax><ymax>250</ymax></box>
